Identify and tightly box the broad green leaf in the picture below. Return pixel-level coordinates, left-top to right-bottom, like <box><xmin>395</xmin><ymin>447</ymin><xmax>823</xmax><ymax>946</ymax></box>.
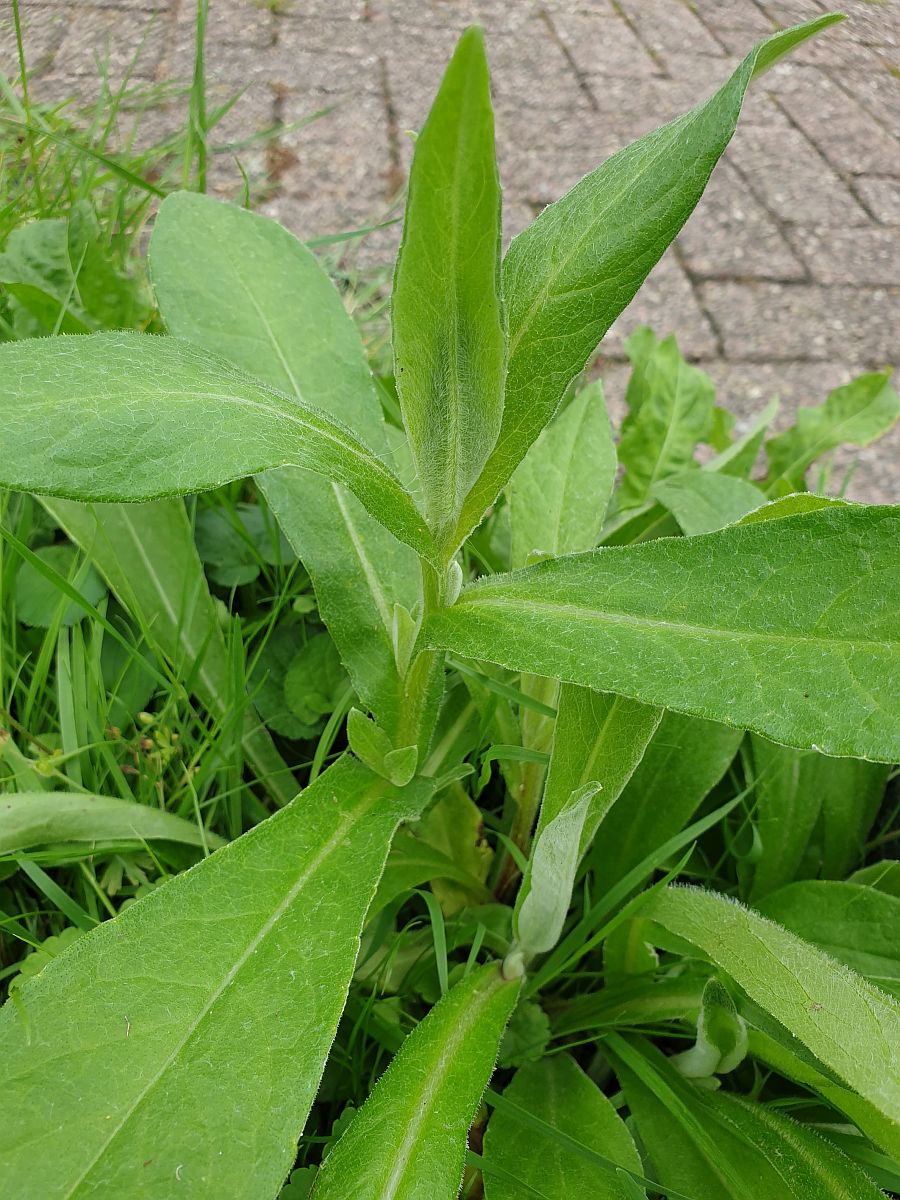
<box><xmin>0</xmin><ymin>332</ymin><xmax>436</xmax><ymax>564</ymax></box>
<box><xmin>653</xmin><ymin>471</ymin><xmax>766</xmax><ymax>535</ymax></box>
<box><xmin>538</xmin><ymin>684</ymin><xmax>661</xmax><ymax>852</ymax></box>
<box><xmin>483</xmin><ymin>1054</ymin><xmax>644</xmax><ymax>1199</ymax></box>
<box><xmin>509</xmin><ymin>382</ymin><xmax>616</xmax><ymax>569</ymax></box>
<box><xmin>748</xmin><ymin>1028</ymin><xmax>900</xmax><ymax>1156</ymax></box>
<box><xmin>416</xmin><ymin>783</ymin><xmax>493</xmax><ymax>913</ymax></box>
<box><xmin>641</xmin><ymin>885</ymin><xmax>900</xmax><ymax>1128</ymax></box>
<box><xmin>592</xmin><ymin>712</ymin><xmax>742</xmax><ymax>893</ymax></box>
<box><xmin>0</xmin><ymin>756</ymin><xmax>429</xmax><ymax>1196</ymax></box>
<box><xmin>756</xmin><ymin>881</ymin><xmax>900</xmax><ymax>998</ymax></box>
<box><xmin>150</xmin><ymin>192</ymin><xmax>421</xmax><ymax>737</ymax></box>
<box><xmin>0</xmin><ymin>791</ymin><xmax>223</xmax><ymax>858</ymax></box>
<box><xmin>618</xmin><ymin>335</ymin><xmax>716</xmax><ymax>509</ymax></box>
<box><xmin>852</xmin><ymin>862</ymin><xmax>900</xmax><ymax>899</ymax></box>
<box><xmin>748</xmin><ymin>737</ymin><xmax>888</xmax><ymax>899</ymax></box>
<box><xmin>43</xmin><ymin>497</ymin><xmax>297</xmax><ymax>807</ymax></box>
<box><xmin>456</xmin><ymin>16</ymin><xmax>841</xmax><ymax>540</ymax></box>
<box><xmin>514</xmin><ymin>783</ymin><xmax>597</xmax><ymax>960</ymax></box>
<box><xmin>608</xmin><ymin>1033</ymin><xmax>884</xmax><ymax>1199</ymax></box>
<box><xmin>707</xmin><ymin>396</ymin><xmax>779</xmax><ymax>478</ymax></box>
<box><xmin>765</xmin><ymin>371</ymin><xmax>899</xmax><ymax>494</ymax></box>
<box><xmin>424</xmin><ymin>503</ymin><xmax>900</xmax><ymax>761</ymax></box>
<box><xmin>310</xmin><ymin>962</ymin><xmax>520</xmax><ymax>1200</ymax></box>
<box><xmin>373</xmin><ymin>827</ymin><xmax>492</xmax><ymax>917</ymax></box>
<box><xmin>392</xmin><ymin>26</ymin><xmax>505</xmax><ymax>540</ymax></box>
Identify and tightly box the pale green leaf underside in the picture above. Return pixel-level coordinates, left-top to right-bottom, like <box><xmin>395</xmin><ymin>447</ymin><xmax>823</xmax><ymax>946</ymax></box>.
<box><xmin>392</xmin><ymin>26</ymin><xmax>505</xmax><ymax>537</ymax></box>
<box><xmin>642</xmin><ymin>886</ymin><xmax>900</xmax><ymax>1131</ymax></box>
<box><xmin>149</xmin><ymin>192</ymin><xmax>420</xmax><ymax>734</ymax></box>
<box><xmin>0</xmin><ymin>332</ymin><xmax>435</xmax><ymax>563</ymax></box>
<box><xmin>311</xmin><ymin>962</ymin><xmax>520</xmax><ymax>1200</ymax></box>
<box><xmin>0</xmin><ymin>791</ymin><xmax>223</xmax><ymax>857</ymax></box>
<box><xmin>0</xmin><ymin>757</ymin><xmax>429</xmax><ymax>1198</ymax></box>
<box><xmin>457</xmin><ymin>15</ymin><xmax>841</xmax><ymax>540</ymax></box>
<box><xmin>424</xmin><ymin>504</ymin><xmax>900</xmax><ymax>761</ymax></box>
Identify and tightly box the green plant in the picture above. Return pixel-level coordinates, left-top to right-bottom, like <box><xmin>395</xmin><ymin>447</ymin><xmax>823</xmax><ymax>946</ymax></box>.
<box><xmin>0</xmin><ymin>15</ymin><xmax>898</xmax><ymax>1199</ymax></box>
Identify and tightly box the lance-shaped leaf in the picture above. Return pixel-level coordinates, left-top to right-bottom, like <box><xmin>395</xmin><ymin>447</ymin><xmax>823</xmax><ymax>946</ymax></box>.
<box><xmin>0</xmin><ymin>756</ymin><xmax>430</xmax><ymax>1197</ymax></box>
<box><xmin>310</xmin><ymin>962</ymin><xmax>520</xmax><ymax>1200</ymax></box>
<box><xmin>653</xmin><ymin>471</ymin><xmax>766</xmax><ymax>535</ymax></box>
<box><xmin>0</xmin><ymin>332</ymin><xmax>436</xmax><ymax>563</ymax></box>
<box><xmin>0</xmin><ymin>791</ymin><xmax>224</xmax><ymax>858</ymax></box>
<box><xmin>509</xmin><ymin>382</ymin><xmax>616</xmax><ymax>569</ymax></box>
<box><xmin>392</xmin><ymin>25</ymin><xmax>505</xmax><ymax>540</ymax></box>
<box><xmin>455</xmin><ymin>15</ymin><xmax>841</xmax><ymax>540</ymax></box>
<box><xmin>424</xmin><ymin>503</ymin><xmax>900</xmax><ymax>762</ymax></box>
<box><xmin>150</xmin><ymin>192</ymin><xmax>421</xmax><ymax>738</ymax></box>
<box><xmin>640</xmin><ymin>885</ymin><xmax>900</xmax><ymax>1130</ymax></box>
<box><xmin>607</xmin><ymin>1033</ymin><xmax>885</xmax><ymax>1200</ymax></box>
<box><xmin>765</xmin><ymin>370</ymin><xmax>899</xmax><ymax>495</ymax></box>
<box><xmin>538</xmin><ymin>685</ymin><xmax>661</xmax><ymax>854</ymax></box>
<box><xmin>483</xmin><ymin>1054</ymin><xmax>645</xmax><ymax>1199</ymax></box>
<box><xmin>43</xmin><ymin>496</ymin><xmax>297</xmax><ymax>807</ymax></box>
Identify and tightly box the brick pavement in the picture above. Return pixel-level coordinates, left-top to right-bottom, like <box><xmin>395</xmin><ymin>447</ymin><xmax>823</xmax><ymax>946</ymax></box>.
<box><xmin>6</xmin><ymin>0</ymin><xmax>899</xmax><ymax>499</ymax></box>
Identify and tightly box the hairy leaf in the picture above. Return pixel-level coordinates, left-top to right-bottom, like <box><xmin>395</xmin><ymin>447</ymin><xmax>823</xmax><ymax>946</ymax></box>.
<box><xmin>424</xmin><ymin>503</ymin><xmax>900</xmax><ymax>761</ymax></box>
<box><xmin>310</xmin><ymin>962</ymin><xmax>520</xmax><ymax>1199</ymax></box>
<box><xmin>0</xmin><ymin>757</ymin><xmax>428</xmax><ymax>1196</ymax></box>
<box><xmin>653</xmin><ymin>471</ymin><xmax>766</xmax><ymax>535</ymax></box>
<box><xmin>392</xmin><ymin>26</ymin><xmax>505</xmax><ymax>539</ymax></box>
<box><xmin>0</xmin><ymin>332</ymin><xmax>435</xmax><ymax>563</ymax></box>
<box><xmin>483</xmin><ymin>1054</ymin><xmax>644</xmax><ymax>1199</ymax></box>
<box><xmin>509</xmin><ymin>382</ymin><xmax>616</xmax><ymax>569</ymax></box>
<box><xmin>150</xmin><ymin>192</ymin><xmax>421</xmax><ymax>736</ymax></box>
<box><xmin>608</xmin><ymin>1034</ymin><xmax>884</xmax><ymax>1199</ymax></box>
<box><xmin>456</xmin><ymin>16</ymin><xmax>840</xmax><ymax>539</ymax></box>
<box><xmin>756</xmin><ymin>881</ymin><xmax>900</xmax><ymax>997</ymax></box>
<box><xmin>641</xmin><ymin>885</ymin><xmax>900</xmax><ymax>1129</ymax></box>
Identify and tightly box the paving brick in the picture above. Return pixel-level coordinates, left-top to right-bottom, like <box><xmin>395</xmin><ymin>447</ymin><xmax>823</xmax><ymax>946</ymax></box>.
<box><xmin>789</xmin><ymin>225</ymin><xmax>900</xmax><ymax>285</ymax></box>
<box><xmin>856</xmin><ymin>176</ymin><xmax>900</xmax><ymax>225</ymax></box>
<box><xmin>53</xmin><ymin>6</ymin><xmax>167</xmax><ymax>85</ymax></box>
<box><xmin>677</xmin><ymin>159</ymin><xmax>806</xmax><ymax>280</ymax></box>
<box><xmin>601</xmin><ymin>251</ymin><xmax>719</xmax><ymax>360</ymax></box>
<box><xmin>172</xmin><ymin>0</ymin><xmax>274</xmax><ymax>52</ymax></box>
<box><xmin>833</xmin><ymin>66</ymin><xmax>900</xmax><ymax>133</ymax></box>
<box><xmin>547</xmin><ymin>10</ymin><xmax>660</xmax><ymax>81</ymax></box>
<box><xmin>775</xmin><ymin>71</ymin><xmax>900</xmax><ymax>176</ymax></box>
<box><xmin>699</xmin><ymin>280</ymin><xmax>899</xmax><ymax>364</ymax></box>
<box><xmin>725</xmin><ymin>124</ymin><xmax>870</xmax><ymax>227</ymax></box>
<box><xmin>616</xmin><ymin>0</ymin><xmax>728</xmax><ymax>65</ymax></box>
<box><xmin>1</xmin><ymin>6</ymin><xmax>67</xmax><ymax>78</ymax></box>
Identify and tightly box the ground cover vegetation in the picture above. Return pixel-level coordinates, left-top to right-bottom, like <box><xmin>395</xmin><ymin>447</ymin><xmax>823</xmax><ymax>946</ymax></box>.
<box><xmin>0</xmin><ymin>8</ymin><xmax>898</xmax><ymax>1199</ymax></box>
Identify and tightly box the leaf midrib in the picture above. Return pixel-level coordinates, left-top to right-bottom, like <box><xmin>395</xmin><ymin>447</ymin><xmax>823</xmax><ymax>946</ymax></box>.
<box><xmin>64</xmin><ymin>787</ymin><xmax>382</xmax><ymax>1198</ymax></box>
<box><xmin>450</xmin><ymin>593</ymin><xmax>890</xmax><ymax>651</ymax></box>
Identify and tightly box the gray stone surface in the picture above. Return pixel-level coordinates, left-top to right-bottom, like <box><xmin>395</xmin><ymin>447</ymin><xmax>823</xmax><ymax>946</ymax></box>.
<box><xmin>16</xmin><ymin>0</ymin><xmax>899</xmax><ymax>500</ymax></box>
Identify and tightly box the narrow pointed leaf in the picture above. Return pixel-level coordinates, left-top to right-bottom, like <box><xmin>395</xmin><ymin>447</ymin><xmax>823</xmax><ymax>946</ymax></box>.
<box><xmin>0</xmin><ymin>791</ymin><xmax>223</xmax><ymax>857</ymax></box>
<box><xmin>43</xmin><ymin>496</ymin><xmax>297</xmax><ymax>806</ymax></box>
<box><xmin>311</xmin><ymin>962</ymin><xmax>520</xmax><ymax>1200</ymax></box>
<box><xmin>457</xmin><ymin>15</ymin><xmax>841</xmax><ymax>537</ymax></box>
<box><xmin>483</xmin><ymin>1054</ymin><xmax>644</xmax><ymax>1199</ymax></box>
<box><xmin>424</xmin><ymin>503</ymin><xmax>900</xmax><ymax>761</ymax></box>
<box><xmin>640</xmin><ymin>885</ymin><xmax>900</xmax><ymax>1130</ymax></box>
<box><xmin>608</xmin><ymin>1034</ymin><xmax>884</xmax><ymax>1200</ymax></box>
<box><xmin>509</xmin><ymin>382</ymin><xmax>616</xmax><ymax>569</ymax></box>
<box><xmin>765</xmin><ymin>371</ymin><xmax>899</xmax><ymax>494</ymax></box>
<box><xmin>0</xmin><ymin>756</ymin><xmax>429</xmax><ymax>1197</ymax></box>
<box><xmin>392</xmin><ymin>26</ymin><xmax>505</xmax><ymax>538</ymax></box>
<box><xmin>538</xmin><ymin>684</ymin><xmax>661</xmax><ymax>853</ymax></box>
<box><xmin>0</xmin><ymin>332</ymin><xmax>435</xmax><ymax>563</ymax></box>
<box><xmin>150</xmin><ymin>193</ymin><xmax>421</xmax><ymax>735</ymax></box>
